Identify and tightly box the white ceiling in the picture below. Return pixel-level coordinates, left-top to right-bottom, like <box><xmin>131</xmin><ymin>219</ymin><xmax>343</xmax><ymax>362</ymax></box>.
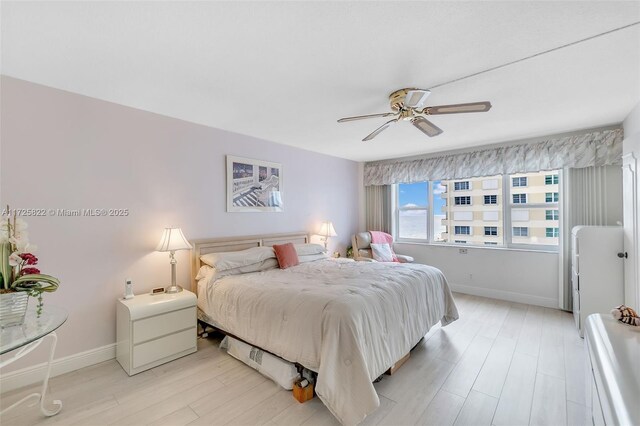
<box><xmin>2</xmin><ymin>1</ymin><xmax>639</xmax><ymax>162</ymax></box>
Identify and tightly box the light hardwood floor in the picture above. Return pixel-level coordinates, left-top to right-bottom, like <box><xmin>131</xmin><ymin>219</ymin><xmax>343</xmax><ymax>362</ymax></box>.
<box><xmin>0</xmin><ymin>293</ymin><xmax>591</xmax><ymax>426</ymax></box>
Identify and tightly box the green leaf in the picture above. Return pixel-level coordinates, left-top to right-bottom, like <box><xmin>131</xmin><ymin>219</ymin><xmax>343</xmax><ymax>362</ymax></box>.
<box><xmin>12</xmin><ymin>273</ymin><xmax>60</xmax><ymax>292</ymax></box>
<box><xmin>0</xmin><ymin>242</ymin><xmax>11</xmax><ymax>290</ymax></box>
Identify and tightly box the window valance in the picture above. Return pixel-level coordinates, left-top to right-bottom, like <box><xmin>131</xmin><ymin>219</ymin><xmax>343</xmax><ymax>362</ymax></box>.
<box><xmin>363</xmin><ymin>128</ymin><xmax>623</xmax><ymax>186</ymax></box>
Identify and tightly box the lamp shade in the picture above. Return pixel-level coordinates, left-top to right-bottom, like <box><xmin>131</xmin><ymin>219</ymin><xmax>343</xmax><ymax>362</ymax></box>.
<box><xmin>318</xmin><ymin>221</ymin><xmax>337</xmax><ymax>238</ymax></box>
<box><xmin>156</xmin><ymin>227</ymin><xmax>192</xmax><ymax>252</ymax></box>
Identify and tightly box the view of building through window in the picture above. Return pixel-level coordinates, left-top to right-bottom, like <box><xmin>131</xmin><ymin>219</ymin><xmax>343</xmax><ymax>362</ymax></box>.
<box><xmin>396</xmin><ymin>171</ymin><xmax>560</xmax><ymax>247</ymax></box>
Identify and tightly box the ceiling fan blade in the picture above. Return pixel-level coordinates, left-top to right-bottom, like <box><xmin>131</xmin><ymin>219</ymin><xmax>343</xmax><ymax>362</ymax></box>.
<box><xmin>337</xmin><ymin>112</ymin><xmax>396</xmax><ymax>123</ymax></box>
<box><xmin>363</xmin><ymin>118</ymin><xmax>397</xmax><ymax>141</ymax></box>
<box><xmin>424</xmin><ymin>101</ymin><xmax>492</xmax><ymax>115</ymax></box>
<box><xmin>403</xmin><ymin>89</ymin><xmax>431</xmax><ymax>109</ymax></box>
<box><xmin>412</xmin><ymin>116</ymin><xmax>443</xmax><ymax>137</ymax></box>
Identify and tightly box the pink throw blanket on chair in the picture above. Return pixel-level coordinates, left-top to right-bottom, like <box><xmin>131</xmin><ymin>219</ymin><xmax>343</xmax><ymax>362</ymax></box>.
<box><xmin>369</xmin><ymin>231</ymin><xmax>399</xmax><ymax>262</ymax></box>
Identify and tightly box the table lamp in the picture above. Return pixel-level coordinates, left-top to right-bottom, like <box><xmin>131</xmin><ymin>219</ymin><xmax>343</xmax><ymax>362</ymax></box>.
<box><xmin>156</xmin><ymin>227</ymin><xmax>192</xmax><ymax>293</ymax></box>
<box><xmin>318</xmin><ymin>221</ymin><xmax>337</xmax><ymax>250</ymax></box>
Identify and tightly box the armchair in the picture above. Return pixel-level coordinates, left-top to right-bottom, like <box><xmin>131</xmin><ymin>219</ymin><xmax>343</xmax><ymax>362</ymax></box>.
<box><xmin>351</xmin><ymin>232</ymin><xmax>414</xmax><ymax>263</ymax></box>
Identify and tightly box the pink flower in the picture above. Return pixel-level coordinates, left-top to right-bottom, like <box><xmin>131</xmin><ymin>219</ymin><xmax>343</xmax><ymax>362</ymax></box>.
<box><xmin>19</xmin><ymin>253</ymin><xmax>38</xmax><ymax>265</ymax></box>
<box><xmin>20</xmin><ymin>267</ymin><xmax>41</xmax><ymax>276</ymax></box>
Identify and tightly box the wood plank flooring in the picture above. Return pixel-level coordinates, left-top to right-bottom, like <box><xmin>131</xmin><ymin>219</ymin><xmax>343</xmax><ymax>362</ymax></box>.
<box><xmin>0</xmin><ymin>293</ymin><xmax>590</xmax><ymax>426</ymax></box>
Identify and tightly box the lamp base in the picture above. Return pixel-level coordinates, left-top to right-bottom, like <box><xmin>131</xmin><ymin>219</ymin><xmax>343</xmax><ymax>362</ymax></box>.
<box><xmin>165</xmin><ymin>285</ymin><xmax>183</xmax><ymax>294</ymax></box>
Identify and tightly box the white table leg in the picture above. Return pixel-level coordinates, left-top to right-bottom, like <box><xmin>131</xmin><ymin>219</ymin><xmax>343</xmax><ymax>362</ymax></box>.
<box><xmin>0</xmin><ymin>332</ymin><xmax>62</xmax><ymax>417</ymax></box>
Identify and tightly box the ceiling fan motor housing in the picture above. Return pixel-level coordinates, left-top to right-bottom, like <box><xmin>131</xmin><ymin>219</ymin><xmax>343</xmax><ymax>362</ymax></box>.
<box><xmin>389</xmin><ymin>88</ymin><xmax>431</xmax><ymax>111</ymax></box>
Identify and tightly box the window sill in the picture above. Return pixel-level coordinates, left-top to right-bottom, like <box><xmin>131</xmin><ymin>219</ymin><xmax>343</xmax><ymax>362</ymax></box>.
<box><xmin>394</xmin><ymin>240</ymin><xmax>559</xmax><ymax>254</ymax></box>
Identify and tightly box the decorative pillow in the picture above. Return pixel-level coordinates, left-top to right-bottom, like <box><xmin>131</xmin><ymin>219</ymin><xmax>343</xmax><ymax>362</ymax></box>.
<box><xmin>200</xmin><ymin>246</ymin><xmax>275</xmax><ymax>270</ymax></box>
<box><xmin>370</xmin><ymin>243</ymin><xmax>394</xmax><ymax>262</ymax></box>
<box><xmin>294</xmin><ymin>243</ymin><xmax>326</xmax><ymax>256</ymax></box>
<box><xmin>195</xmin><ymin>265</ymin><xmax>214</xmax><ymax>281</ymax></box>
<box><xmin>273</xmin><ymin>243</ymin><xmax>300</xmax><ymax>269</ymax></box>
<box><xmin>298</xmin><ymin>253</ymin><xmax>330</xmax><ymax>263</ymax></box>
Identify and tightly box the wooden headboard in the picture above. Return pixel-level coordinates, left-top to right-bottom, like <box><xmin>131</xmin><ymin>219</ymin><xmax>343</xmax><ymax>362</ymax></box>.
<box><xmin>190</xmin><ymin>232</ymin><xmax>309</xmax><ymax>292</ymax></box>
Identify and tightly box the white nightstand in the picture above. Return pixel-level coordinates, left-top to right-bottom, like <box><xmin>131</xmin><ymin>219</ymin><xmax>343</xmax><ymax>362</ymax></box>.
<box><xmin>116</xmin><ymin>290</ymin><xmax>197</xmax><ymax>376</ymax></box>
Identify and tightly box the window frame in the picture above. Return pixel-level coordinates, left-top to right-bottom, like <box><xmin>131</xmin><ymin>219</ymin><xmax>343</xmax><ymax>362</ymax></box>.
<box><xmin>483</xmin><ymin>194</ymin><xmax>498</xmax><ymax>205</ymax></box>
<box><xmin>394</xmin><ymin>170</ymin><xmax>562</xmax><ymax>252</ymax></box>
<box><xmin>545</xmin><ymin>192</ymin><xmax>559</xmax><ymax>203</ymax></box>
<box><xmin>484</xmin><ymin>226</ymin><xmax>498</xmax><ymax>236</ymax></box>
<box><xmin>454</xmin><ymin>225</ymin><xmax>471</xmax><ymax>235</ymax></box>
<box><xmin>545</xmin><ymin>209</ymin><xmax>559</xmax><ymax>220</ymax></box>
<box><xmin>545</xmin><ymin>227</ymin><xmax>560</xmax><ymax>238</ymax></box>
<box><xmin>512</xmin><ymin>193</ymin><xmax>527</xmax><ymax>204</ymax></box>
<box><xmin>512</xmin><ymin>226</ymin><xmax>529</xmax><ymax>237</ymax></box>
<box><xmin>512</xmin><ymin>177</ymin><xmax>528</xmax><ymax>187</ymax></box>
<box><xmin>454</xmin><ymin>196</ymin><xmax>472</xmax><ymax>206</ymax></box>
<box><xmin>545</xmin><ymin>174</ymin><xmax>559</xmax><ymax>185</ymax></box>
<box><xmin>454</xmin><ymin>181</ymin><xmax>470</xmax><ymax>191</ymax></box>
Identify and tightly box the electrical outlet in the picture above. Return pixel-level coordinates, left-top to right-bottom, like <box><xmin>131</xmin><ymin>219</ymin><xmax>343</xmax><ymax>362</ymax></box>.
<box><xmin>459</xmin><ymin>248</ymin><xmax>468</xmax><ymax>254</ymax></box>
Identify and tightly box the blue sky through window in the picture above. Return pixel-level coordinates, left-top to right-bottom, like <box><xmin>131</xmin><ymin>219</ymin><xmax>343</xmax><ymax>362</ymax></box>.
<box><xmin>398</xmin><ymin>181</ymin><xmax>446</xmax><ymax>214</ymax></box>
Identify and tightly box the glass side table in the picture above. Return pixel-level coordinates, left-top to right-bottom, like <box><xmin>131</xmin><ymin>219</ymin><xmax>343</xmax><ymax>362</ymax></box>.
<box><xmin>0</xmin><ymin>306</ymin><xmax>67</xmax><ymax>417</ymax></box>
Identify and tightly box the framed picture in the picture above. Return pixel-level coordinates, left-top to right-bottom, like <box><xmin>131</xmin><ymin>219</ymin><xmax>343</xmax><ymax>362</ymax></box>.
<box><xmin>226</xmin><ymin>155</ymin><xmax>283</xmax><ymax>212</ymax></box>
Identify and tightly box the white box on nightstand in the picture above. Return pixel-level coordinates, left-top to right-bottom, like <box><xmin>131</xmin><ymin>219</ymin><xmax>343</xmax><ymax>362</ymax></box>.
<box><xmin>116</xmin><ymin>290</ymin><xmax>197</xmax><ymax>376</ymax></box>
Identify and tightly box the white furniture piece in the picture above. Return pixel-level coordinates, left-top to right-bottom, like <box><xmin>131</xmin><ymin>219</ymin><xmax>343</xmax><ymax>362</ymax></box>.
<box><xmin>571</xmin><ymin>226</ymin><xmax>624</xmax><ymax>337</ymax></box>
<box><xmin>584</xmin><ymin>314</ymin><xmax>640</xmax><ymax>426</ymax></box>
<box><xmin>0</xmin><ymin>306</ymin><xmax>67</xmax><ymax>417</ymax></box>
<box><xmin>116</xmin><ymin>290</ymin><xmax>197</xmax><ymax>376</ymax></box>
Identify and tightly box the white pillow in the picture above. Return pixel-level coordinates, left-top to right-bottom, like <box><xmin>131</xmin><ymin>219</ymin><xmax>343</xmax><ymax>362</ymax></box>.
<box><xmin>294</xmin><ymin>243</ymin><xmax>326</xmax><ymax>256</ymax></box>
<box><xmin>370</xmin><ymin>243</ymin><xmax>394</xmax><ymax>262</ymax></box>
<box><xmin>200</xmin><ymin>246</ymin><xmax>275</xmax><ymax>270</ymax></box>
<box><xmin>298</xmin><ymin>253</ymin><xmax>330</xmax><ymax>263</ymax></box>
<box><xmin>197</xmin><ymin>258</ymin><xmax>279</xmax><ymax>286</ymax></box>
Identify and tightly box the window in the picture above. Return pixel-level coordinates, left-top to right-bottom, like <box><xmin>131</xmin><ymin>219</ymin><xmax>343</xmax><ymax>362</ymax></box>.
<box><xmin>513</xmin><ymin>227</ymin><xmax>529</xmax><ymax>237</ymax></box>
<box><xmin>397</xmin><ymin>182</ymin><xmax>428</xmax><ymax>240</ymax></box>
<box><xmin>545</xmin><ymin>192</ymin><xmax>559</xmax><ymax>203</ymax></box>
<box><xmin>454</xmin><ymin>196</ymin><xmax>472</xmax><ymax>205</ymax></box>
<box><xmin>484</xmin><ymin>226</ymin><xmax>498</xmax><ymax>236</ymax></box>
<box><xmin>546</xmin><ymin>227</ymin><xmax>559</xmax><ymax>237</ymax></box>
<box><xmin>455</xmin><ymin>226</ymin><xmax>471</xmax><ymax>235</ymax></box>
<box><xmin>454</xmin><ymin>181</ymin><xmax>470</xmax><ymax>191</ymax></box>
<box><xmin>484</xmin><ymin>195</ymin><xmax>497</xmax><ymax>205</ymax></box>
<box><xmin>395</xmin><ymin>170</ymin><xmax>560</xmax><ymax>249</ymax></box>
<box><xmin>512</xmin><ymin>194</ymin><xmax>527</xmax><ymax>204</ymax></box>
<box><xmin>545</xmin><ymin>174</ymin><xmax>559</xmax><ymax>185</ymax></box>
<box><xmin>512</xmin><ymin>177</ymin><xmax>527</xmax><ymax>187</ymax></box>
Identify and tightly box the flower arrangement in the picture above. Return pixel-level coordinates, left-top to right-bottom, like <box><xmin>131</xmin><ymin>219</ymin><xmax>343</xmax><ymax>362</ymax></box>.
<box><xmin>1</xmin><ymin>207</ymin><xmax>59</xmax><ymax>315</ymax></box>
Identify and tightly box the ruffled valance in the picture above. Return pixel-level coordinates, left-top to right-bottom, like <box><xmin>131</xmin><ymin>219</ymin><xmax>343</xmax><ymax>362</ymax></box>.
<box><xmin>363</xmin><ymin>128</ymin><xmax>623</xmax><ymax>186</ymax></box>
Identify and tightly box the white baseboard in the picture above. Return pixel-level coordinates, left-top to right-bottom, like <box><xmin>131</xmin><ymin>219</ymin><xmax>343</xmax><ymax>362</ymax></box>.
<box><xmin>1</xmin><ymin>343</ymin><xmax>116</xmax><ymax>393</ymax></box>
<box><xmin>450</xmin><ymin>283</ymin><xmax>559</xmax><ymax>309</ymax></box>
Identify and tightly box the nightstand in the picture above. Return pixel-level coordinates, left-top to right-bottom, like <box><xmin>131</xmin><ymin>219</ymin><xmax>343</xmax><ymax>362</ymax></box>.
<box><xmin>116</xmin><ymin>290</ymin><xmax>197</xmax><ymax>376</ymax></box>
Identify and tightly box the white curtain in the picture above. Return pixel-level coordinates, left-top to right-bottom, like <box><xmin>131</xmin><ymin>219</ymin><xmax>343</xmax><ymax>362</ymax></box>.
<box><xmin>364</xmin><ymin>128</ymin><xmax>623</xmax><ymax>186</ymax></box>
<box><xmin>560</xmin><ymin>165</ymin><xmax>623</xmax><ymax>310</ymax></box>
<box><xmin>365</xmin><ymin>185</ymin><xmax>392</xmax><ymax>233</ymax></box>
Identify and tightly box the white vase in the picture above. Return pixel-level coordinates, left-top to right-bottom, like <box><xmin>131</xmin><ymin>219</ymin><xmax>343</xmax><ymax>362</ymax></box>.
<box><xmin>0</xmin><ymin>291</ymin><xmax>29</xmax><ymax>328</ymax></box>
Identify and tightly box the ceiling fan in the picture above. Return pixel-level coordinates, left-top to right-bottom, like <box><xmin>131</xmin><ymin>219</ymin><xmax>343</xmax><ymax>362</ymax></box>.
<box><xmin>337</xmin><ymin>88</ymin><xmax>492</xmax><ymax>141</ymax></box>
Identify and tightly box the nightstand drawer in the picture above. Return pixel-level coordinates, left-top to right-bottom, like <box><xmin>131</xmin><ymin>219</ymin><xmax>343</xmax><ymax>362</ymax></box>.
<box><xmin>133</xmin><ymin>307</ymin><xmax>195</xmax><ymax>344</ymax></box>
<box><xmin>133</xmin><ymin>328</ymin><xmax>196</xmax><ymax>368</ymax></box>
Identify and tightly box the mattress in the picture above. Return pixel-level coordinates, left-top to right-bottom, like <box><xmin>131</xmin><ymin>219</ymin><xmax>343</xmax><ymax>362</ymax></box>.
<box><xmin>197</xmin><ymin>259</ymin><xmax>458</xmax><ymax>425</ymax></box>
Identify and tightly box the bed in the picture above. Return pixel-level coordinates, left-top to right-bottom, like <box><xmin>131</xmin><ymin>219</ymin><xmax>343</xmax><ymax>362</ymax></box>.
<box><xmin>191</xmin><ymin>233</ymin><xmax>459</xmax><ymax>425</ymax></box>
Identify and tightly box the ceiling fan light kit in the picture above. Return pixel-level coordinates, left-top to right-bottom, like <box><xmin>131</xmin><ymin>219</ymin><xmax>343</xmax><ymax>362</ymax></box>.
<box><xmin>338</xmin><ymin>88</ymin><xmax>492</xmax><ymax>141</ymax></box>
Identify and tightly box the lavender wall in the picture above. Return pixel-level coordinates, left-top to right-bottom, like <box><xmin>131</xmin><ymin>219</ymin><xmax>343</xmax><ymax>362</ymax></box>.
<box><xmin>0</xmin><ymin>76</ymin><xmax>360</xmax><ymax>366</ymax></box>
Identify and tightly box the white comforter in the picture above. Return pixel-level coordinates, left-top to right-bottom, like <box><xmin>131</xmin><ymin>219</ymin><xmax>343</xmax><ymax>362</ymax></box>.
<box><xmin>197</xmin><ymin>259</ymin><xmax>458</xmax><ymax>425</ymax></box>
